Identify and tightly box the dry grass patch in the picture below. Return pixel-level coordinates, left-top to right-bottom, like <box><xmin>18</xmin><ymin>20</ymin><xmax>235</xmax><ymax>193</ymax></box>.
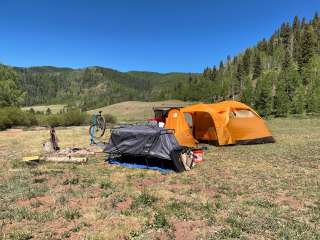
<box><xmin>0</xmin><ymin>117</ymin><xmax>319</xmax><ymax>239</ymax></box>
<box><xmin>88</xmin><ymin>100</ymin><xmax>190</xmax><ymax>122</ymax></box>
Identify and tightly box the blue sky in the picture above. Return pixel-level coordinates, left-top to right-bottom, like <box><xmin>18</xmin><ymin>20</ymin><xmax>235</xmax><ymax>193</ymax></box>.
<box><xmin>0</xmin><ymin>0</ymin><xmax>319</xmax><ymax>73</ymax></box>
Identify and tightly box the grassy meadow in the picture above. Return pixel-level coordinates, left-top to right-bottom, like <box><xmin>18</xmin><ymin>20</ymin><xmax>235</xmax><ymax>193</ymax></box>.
<box><xmin>22</xmin><ymin>105</ymin><xmax>66</xmax><ymax>114</ymax></box>
<box><xmin>87</xmin><ymin>100</ymin><xmax>190</xmax><ymax>122</ymax></box>
<box><xmin>0</xmin><ymin>117</ymin><xmax>319</xmax><ymax>239</ymax></box>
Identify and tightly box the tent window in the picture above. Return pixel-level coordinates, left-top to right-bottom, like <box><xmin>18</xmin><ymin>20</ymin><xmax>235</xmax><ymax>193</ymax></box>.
<box><xmin>184</xmin><ymin>113</ymin><xmax>193</xmax><ymax>127</ymax></box>
<box><xmin>229</xmin><ymin>110</ymin><xmax>255</xmax><ymax>118</ymax></box>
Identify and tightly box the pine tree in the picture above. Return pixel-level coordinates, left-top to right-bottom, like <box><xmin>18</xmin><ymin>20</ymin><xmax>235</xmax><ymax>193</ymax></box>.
<box><xmin>291</xmin><ymin>85</ymin><xmax>305</xmax><ymax>114</ymax></box>
<box><xmin>211</xmin><ymin>66</ymin><xmax>217</xmax><ymax>81</ymax></box>
<box><xmin>254</xmin><ymin>72</ymin><xmax>274</xmax><ymax>116</ymax></box>
<box><xmin>235</xmin><ymin>60</ymin><xmax>245</xmax><ymax>95</ymax></box>
<box><xmin>219</xmin><ymin>61</ymin><xmax>224</xmax><ymax>70</ymax></box>
<box><xmin>274</xmin><ymin>78</ymin><xmax>290</xmax><ymax>117</ymax></box>
<box><xmin>312</xmin><ymin>12</ymin><xmax>319</xmax><ymax>29</ymax></box>
<box><xmin>188</xmin><ymin>74</ymin><xmax>193</xmax><ymax>84</ymax></box>
<box><xmin>306</xmin><ymin>86</ymin><xmax>320</xmax><ymax>113</ymax></box>
<box><xmin>241</xmin><ymin>77</ymin><xmax>254</xmax><ymax>106</ymax></box>
<box><xmin>281</xmin><ymin>56</ymin><xmax>301</xmax><ymax>99</ymax></box>
<box><xmin>242</xmin><ymin>49</ymin><xmax>252</xmax><ymax>75</ymax></box>
<box><xmin>282</xmin><ymin>49</ymin><xmax>291</xmax><ymax>69</ymax></box>
<box><xmin>312</xmin><ymin>12</ymin><xmax>320</xmax><ymax>54</ymax></box>
<box><xmin>280</xmin><ymin>22</ymin><xmax>291</xmax><ymax>50</ymax></box>
<box><xmin>203</xmin><ymin>67</ymin><xmax>211</xmax><ymax>79</ymax></box>
<box><xmin>302</xmin><ymin>55</ymin><xmax>320</xmax><ymax>86</ymax></box>
<box><xmin>292</xmin><ymin>16</ymin><xmax>301</xmax><ymax>62</ymax></box>
<box><xmin>253</xmin><ymin>54</ymin><xmax>262</xmax><ymax>79</ymax></box>
<box><xmin>299</xmin><ymin>25</ymin><xmax>317</xmax><ymax>71</ymax></box>
<box><xmin>257</xmin><ymin>38</ymin><xmax>268</xmax><ymax>52</ymax></box>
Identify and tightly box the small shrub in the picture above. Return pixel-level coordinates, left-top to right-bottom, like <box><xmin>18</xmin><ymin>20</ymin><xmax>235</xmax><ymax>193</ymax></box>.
<box><xmin>0</xmin><ymin>107</ymin><xmax>38</xmax><ymax>130</ymax></box>
<box><xmin>63</xmin><ymin>208</ymin><xmax>81</xmax><ymax>220</ymax></box>
<box><xmin>57</xmin><ymin>195</ymin><xmax>69</xmax><ymax>205</ymax></box>
<box><xmin>46</xmin><ymin>114</ymin><xmax>64</xmax><ymax>127</ymax></box>
<box><xmin>111</xmin><ymin>194</ymin><xmax>126</xmax><ymax>208</ymax></box>
<box><xmin>13</xmin><ymin>207</ymin><xmax>32</xmax><ymax>221</ymax></box>
<box><xmin>245</xmin><ymin>199</ymin><xmax>276</xmax><ymax>208</ymax></box>
<box><xmin>62</xmin><ymin>231</ymin><xmax>71</xmax><ymax>239</ymax></box>
<box><xmin>81</xmin><ymin>177</ymin><xmax>96</xmax><ymax>187</ymax></box>
<box><xmin>28</xmin><ymin>108</ymin><xmax>35</xmax><ymax>114</ymax></box>
<box><xmin>215</xmin><ymin>199</ymin><xmax>223</xmax><ymax>209</ymax></box>
<box><xmin>99</xmin><ymin>179</ymin><xmax>113</xmax><ymax>189</ymax></box>
<box><xmin>0</xmin><ymin>113</ymin><xmax>12</xmax><ymax>130</ymax></box>
<box><xmin>165</xmin><ymin>200</ymin><xmax>189</xmax><ymax>220</ymax></box>
<box><xmin>209</xmin><ymin>227</ymin><xmax>241</xmax><ymax>239</ymax></box>
<box><xmin>153</xmin><ymin>210</ymin><xmax>170</xmax><ymax>229</ymax></box>
<box><xmin>24</xmin><ymin>111</ymin><xmax>38</xmax><ymax>126</ymax></box>
<box><xmin>131</xmin><ymin>192</ymin><xmax>157</xmax><ymax>210</ymax></box>
<box><xmin>42</xmin><ymin>108</ymin><xmax>88</xmax><ymax>127</ymax></box>
<box><xmin>26</xmin><ymin>185</ymin><xmax>48</xmax><ymax>199</ymax></box>
<box><xmin>63</xmin><ymin>178</ymin><xmax>79</xmax><ymax>185</ymax></box>
<box><xmin>9</xmin><ymin>230</ymin><xmax>33</xmax><ymax>240</ymax></box>
<box><xmin>33</xmin><ymin>178</ymin><xmax>48</xmax><ymax>184</ymax></box>
<box><xmin>104</xmin><ymin>113</ymin><xmax>117</xmax><ymax>124</ymax></box>
<box><xmin>63</xmin><ymin>109</ymin><xmax>87</xmax><ymax>126</ymax></box>
<box><xmin>198</xmin><ymin>201</ymin><xmax>216</xmax><ymax>224</ymax></box>
<box><xmin>71</xmin><ymin>222</ymin><xmax>90</xmax><ymax>232</ymax></box>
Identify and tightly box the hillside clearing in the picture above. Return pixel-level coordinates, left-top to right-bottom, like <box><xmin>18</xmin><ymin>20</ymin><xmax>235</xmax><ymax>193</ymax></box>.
<box><xmin>88</xmin><ymin>100</ymin><xmax>191</xmax><ymax>122</ymax></box>
<box><xmin>0</xmin><ymin>118</ymin><xmax>319</xmax><ymax>239</ymax></box>
<box><xmin>22</xmin><ymin>104</ymin><xmax>66</xmax><ymax>114</ymax></box>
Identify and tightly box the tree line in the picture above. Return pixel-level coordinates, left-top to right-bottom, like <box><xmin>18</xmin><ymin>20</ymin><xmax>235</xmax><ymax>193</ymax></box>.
<box><xmin>170</xmin><ymin>13</ymin><xmax>320</xmax><ymax>116</ymax></box>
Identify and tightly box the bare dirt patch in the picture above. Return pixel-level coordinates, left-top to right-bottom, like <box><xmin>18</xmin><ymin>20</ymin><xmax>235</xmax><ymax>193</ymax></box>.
<box><xmin>173</xmin><ymin>220</ymin><xmax>205</xmax><ymax>240</ymax></box>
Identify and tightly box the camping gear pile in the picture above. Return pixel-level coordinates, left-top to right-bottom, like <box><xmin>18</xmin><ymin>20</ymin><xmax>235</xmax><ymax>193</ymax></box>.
<box><xmin>23</xmin><ymin>128</ymin><xmax>103</xmax><ymax>164</ymax></box>
<box><xmin>103</xmin><ymin>100</ymin><xmax>275</xmax><ymax>172</ymax></box>
<box><xmin>104</xmin><ymin>125</ymin><xmax>194</xmax><ymax>172</ymax></box>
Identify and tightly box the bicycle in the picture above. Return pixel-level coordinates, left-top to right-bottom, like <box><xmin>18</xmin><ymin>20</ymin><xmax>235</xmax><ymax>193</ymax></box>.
<box><xmin>89</xmin><ymin>111</ymin><xmax>106</xmax><ymax>144</ymax></box>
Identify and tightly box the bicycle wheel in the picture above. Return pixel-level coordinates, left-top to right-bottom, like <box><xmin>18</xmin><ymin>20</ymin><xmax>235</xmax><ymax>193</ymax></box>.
<box><xmin>96</xmin><ymin>115</ymin><xmax>106</xmax><ymax>137</ymax></box>
<box><xmin>89</xmin><ymin>123</ymin><xmax>104</xmax><ymax>142</ymax></box>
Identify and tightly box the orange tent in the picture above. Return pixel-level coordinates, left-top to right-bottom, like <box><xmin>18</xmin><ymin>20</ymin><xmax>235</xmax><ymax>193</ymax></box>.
<box><xmin>164</xmin><ymin>101</ymin><xmax>274</xmax><ymax>147</ymax></box>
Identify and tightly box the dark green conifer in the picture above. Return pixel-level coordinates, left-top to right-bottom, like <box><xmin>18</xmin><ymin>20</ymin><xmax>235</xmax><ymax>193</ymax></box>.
<box><xmin>253</xmin><ymin>54</ymin><xmax>262</xmax><ymax>79</ymax></box>
<box><xmin>254</xmin><ymin>72</ymin><xmax>273</xmax><ymax>116</ymax></box>
<box><xmin>299</xmin><ymin>25</ymin><xmax>316</xmax><ymax>71</ymax></box>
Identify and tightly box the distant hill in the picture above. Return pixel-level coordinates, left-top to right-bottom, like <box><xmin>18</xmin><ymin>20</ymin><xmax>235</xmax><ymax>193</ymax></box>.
<box><xmin>14</xmin><ymin>66</ymin><xmax>197</xmax><ymax>110</ymax></box>
<box><xmin>1</xmin><ymin>14</ymin><xmax>320</xmax><ymax>116</ymax></box>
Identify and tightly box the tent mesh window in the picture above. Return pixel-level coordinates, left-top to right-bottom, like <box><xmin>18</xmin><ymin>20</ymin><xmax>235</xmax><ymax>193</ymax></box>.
<box><xmin>229</xmin><ymin>109</ymin><xmax>255</xmax><ymax>118</ymax></box>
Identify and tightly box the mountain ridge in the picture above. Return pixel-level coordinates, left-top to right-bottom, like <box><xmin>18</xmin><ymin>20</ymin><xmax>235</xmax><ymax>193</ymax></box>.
<box><xmin>1</xmin><ymin>13</ymin><xmax>320</xmax><ymax>116</ymax></box>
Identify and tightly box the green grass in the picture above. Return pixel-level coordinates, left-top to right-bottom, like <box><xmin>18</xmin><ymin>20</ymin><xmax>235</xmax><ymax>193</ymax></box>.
<box><xmin>0</xmin><ymin>117</ymin><xmax>319</xmax><ymax>239</ymax></box>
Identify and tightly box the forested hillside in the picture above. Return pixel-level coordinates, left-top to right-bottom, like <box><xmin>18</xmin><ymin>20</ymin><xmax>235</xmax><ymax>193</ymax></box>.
<box><xmin>14</xmin><ymin>66</ymin><xmax>192</xmax><ymax>110</ymax></box>
<box><xmin>0</xmin><ymin>14</ymin><xmax>320</xmax><ymax>115</ymax></box>
<box><xmin>171</xmin><ymin>13</ymin><xmax>320</xmax><ymax>116</ymax></box>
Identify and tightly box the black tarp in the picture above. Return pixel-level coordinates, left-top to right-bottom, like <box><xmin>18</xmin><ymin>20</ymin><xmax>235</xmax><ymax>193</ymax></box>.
<box><xmin>104</xmin><ymin>125</ymin><xmax>182</xmax><ymax>160</ymax></box>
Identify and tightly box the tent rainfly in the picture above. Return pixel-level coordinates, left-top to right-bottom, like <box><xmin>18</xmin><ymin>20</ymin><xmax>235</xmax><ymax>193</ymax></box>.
<box><xmin>164</xmin><ymin>100</ymin><xmax>275</xmax><ymax>147</ymax></box>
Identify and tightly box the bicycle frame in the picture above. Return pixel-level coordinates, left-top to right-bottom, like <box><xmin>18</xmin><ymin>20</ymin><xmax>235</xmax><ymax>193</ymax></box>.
<box><xmin>90</xmin><ymin>114</ymin><xmax>98</xmax><ymax>145</ymax></box>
